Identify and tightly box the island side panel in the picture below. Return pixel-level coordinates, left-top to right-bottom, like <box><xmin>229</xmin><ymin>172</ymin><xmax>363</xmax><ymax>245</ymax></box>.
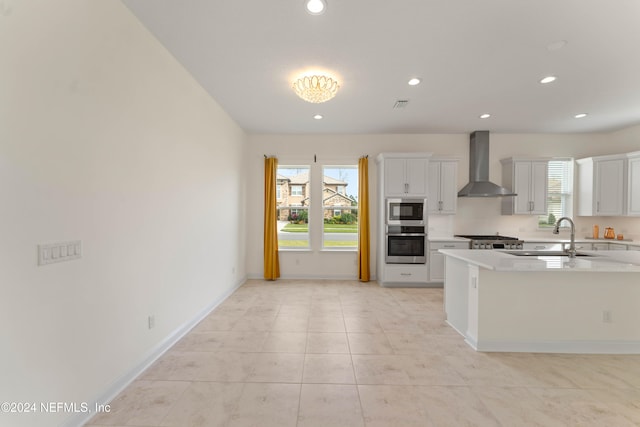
<box><xmin>474</xmin><ymin>270</ymin><xmax>640</xmax><ymax>353</ymax></box>
<box><xmin>443</xmin><ymin>256</ymin><xmax>472</xmax><ymax>336</ymax></box>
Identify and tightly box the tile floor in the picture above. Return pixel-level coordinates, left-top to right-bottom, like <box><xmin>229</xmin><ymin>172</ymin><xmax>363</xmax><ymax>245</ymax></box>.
<box><xmin>85</xmin><ymin>279</ymin><xmax>640</xmax><ymax>427</ymax></box>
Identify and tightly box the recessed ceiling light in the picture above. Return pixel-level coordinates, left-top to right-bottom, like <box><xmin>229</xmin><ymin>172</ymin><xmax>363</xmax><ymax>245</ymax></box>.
<box><xmin>574</xmin><ymin>113</ymin><xmax>588</xmax><ymax>119</ymax></box>
<box><xmin>408</xmin><ymin>78</ymin><xmax>421</xmax><ymax>86</ymax></box>
<box><xmin>305</xmin><ymin>0</ymin><xmax>326</xmax><ymax>15</ymax></box>
<box><xmin>540</xmin><ymin>76</ymin><xmax>557</xmax><ymax>84</ymax></box>
<box><xmin>313</xmin><ymin>114</ymin><xmax>323</xmax><ymax>120</ymax></box>
<box><xmin>479</xmin><ymin>113</ymin><xmax>491</xmax><ymax>119</ymax></box>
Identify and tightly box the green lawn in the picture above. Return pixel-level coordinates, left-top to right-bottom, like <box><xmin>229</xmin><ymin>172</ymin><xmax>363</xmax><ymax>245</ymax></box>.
<box><xmin>280</xmin><ymin>223</ymin><xmax>309</xmax><ymax>233</ymax></box>
<box><xmin>324</xmin><ymin>241</ymin><xmax>357</xmax><ymax>247</ymax></box>
<box><xmin>278</xmin><ymin>240</ymin><xmax>309</xmax><ymax>247</ymax></box>
<box><xmin>278</xmin><ymin>240</ymin><xmax>356</xmax><ymax>248</ymax></box>
<box><xmin>281</xmin><ymin>223</ymin><xmax>357</xmax><ymax>233</ymax></box>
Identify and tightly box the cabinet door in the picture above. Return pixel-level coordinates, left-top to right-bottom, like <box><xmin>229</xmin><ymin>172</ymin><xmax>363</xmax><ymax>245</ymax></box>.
<box><xmin>530</xmin><ymin>161</ymin><xmax>548</xmax><ymax>214</ymax></box>
<box><xmin>384</xmin><ymin>158</ymin><xmax>407</xmax><ymax>196</ymax></box>
<box><xmin>522</xmin><ymin>242</ymin><xmax>564</xmax><ymax>251</ymax></box>
<box><xmin>513</xmin><ymin>162</ymin><xmax>532</xmax><ymax>214</ymax></box>
<box><xmin>439</xmin><ymin>161</ymin><xmax>458</xmax><ymax>214</ymax></box>
<box><xmin>427</xmin><ymin>162</ymin><xmax>441</xmax><ymax>214</ymax></box>
<box><xmin>429</xmin><ymin>250</ymin><xmax>444</xmax><ymax>282</ymax></box>
<box><xmin>595</xmin><ymin>159</ymin><xmax>624</xmax><ymax>216</ymax></box>
<box><xmin>628</xmin><ymin>156</ymin><xmax>640</xmax><ymax>216</ymax></box>
<box><xmin>405</xmin><ymin>158</ymin><xmax>428</xmax><ymax>196</ymax></box>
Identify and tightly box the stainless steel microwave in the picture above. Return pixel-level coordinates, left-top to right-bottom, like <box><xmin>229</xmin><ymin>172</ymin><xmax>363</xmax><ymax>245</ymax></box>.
<box><xmin>386</xmin><ymin>198</ymin><xmax>427</xmax><ymax>225</ymax></box>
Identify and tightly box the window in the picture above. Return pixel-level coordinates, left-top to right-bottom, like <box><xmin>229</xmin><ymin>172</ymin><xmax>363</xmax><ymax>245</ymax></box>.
<box><xmin>322</xmin><ymin>166</ymin><xmax>358</xmax><ymax>249</ymax></box>
<box><xmin>277</xmin><ymin>166</ymin><xmax>310</xmax><ymax>249</ymax></box>
<box><xmin>539</xmin><ymin>159</ymin><xmax>573</xmax><ymax>228</ymax></box>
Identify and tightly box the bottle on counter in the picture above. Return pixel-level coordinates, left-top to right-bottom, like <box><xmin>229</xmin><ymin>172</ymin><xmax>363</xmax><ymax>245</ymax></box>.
<box><xmin>593</xmin><ymin>224</ymin><xmax>599</xmax><ymax>239</ymax></box>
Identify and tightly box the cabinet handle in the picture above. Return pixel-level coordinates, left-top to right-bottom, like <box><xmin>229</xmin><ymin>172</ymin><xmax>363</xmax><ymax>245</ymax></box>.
<box><xmin>535</xmin><ymin>245</ymin><xmax>545</xmax><ymax>250</ymax></box>
<box><xmin>597</xmin><ymin>201</ymin><xmax>600</xmax><ymax>212</ymax></box>
<box><xmin>439</xmin><ymin>201</ymin><xmax>443</xmax><ymax>211</ymax></box>
<box><xmin>400</xmin><ymin>273</ymin><xmax>412</xmax><ymax>276</ymax></box>
<box><xmin>404</xmin><ymin>183</ymin><xmax>408</xmax><ymax>193</ymax></box>
<box><xmin>444</xmin><ymin>245</ymin><xmax>455</xmax><ymax>248</ymax></box>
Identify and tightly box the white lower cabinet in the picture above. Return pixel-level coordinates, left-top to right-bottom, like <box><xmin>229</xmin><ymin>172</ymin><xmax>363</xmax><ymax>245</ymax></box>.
<box><xmin>522</xmin><ymin>242</ymin><xmax>564</xmax><ymax>251</ymax></box>
<box><xmin>592</xmin><ymin>243</ymin><xmax>610</xmax><ymax>251</ymax></box>
<box><xmin>608</xmin><ymin>243</ymin><xmax>628</xmax><ymax>250</ymax></box>
<box><xmin>428</xmin><ymin>241</ymin><xmax>470</xmax><ymax>282</ymax></box>
<box><xmin>383</xmin><ymin>264</ymin><xmax>428</xmax><ymax>284</ymax></box>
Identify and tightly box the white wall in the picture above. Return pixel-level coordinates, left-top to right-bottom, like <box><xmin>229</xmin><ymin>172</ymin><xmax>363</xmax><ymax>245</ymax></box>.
<box><xmin>246</xmin><ymin>130</ymin><xmax>640</xmax><ymax>279</ymax></box>
<box><xmin>0</xmin><ymin>2</ymin><xmax>246</xmax><ymax>426</ymax></box>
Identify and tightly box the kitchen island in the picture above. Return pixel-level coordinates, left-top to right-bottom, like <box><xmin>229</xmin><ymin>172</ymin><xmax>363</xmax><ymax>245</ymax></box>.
<box><xmin>440</xmin><ymin>249</ymin><xmax>640</xmax><ymax>354</ymax></box>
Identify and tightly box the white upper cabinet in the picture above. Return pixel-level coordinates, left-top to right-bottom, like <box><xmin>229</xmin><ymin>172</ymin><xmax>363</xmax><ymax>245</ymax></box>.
<box><xmin>428</xmin><ymin>159</ymin><xmax>458</xmax><ymax>214</ymax></box>
<box><xmin>379</xmin><ymin>153</ymin><xmax>430</xmax><ymax>197</ymax></box>
<box><xmin>627</xmin><ymin>152</ymin><xmax>640</xmax><ymax>216</ymax></box>
<box><xmin>500</xmin><ymin>158</ymin><xmax>549</xmax><ymax>215</ymax></box>
<box><xmin>577</xmin><ymin>155</ymin><xmax>626</xmax><ymax>216</ymax></box>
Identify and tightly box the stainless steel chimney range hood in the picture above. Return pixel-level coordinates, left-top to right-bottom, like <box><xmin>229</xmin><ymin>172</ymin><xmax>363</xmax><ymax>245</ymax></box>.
<box><xmin>457</xmin><ymin>131</ymin><xmax>517</xmax><ymax>197</ymax></box>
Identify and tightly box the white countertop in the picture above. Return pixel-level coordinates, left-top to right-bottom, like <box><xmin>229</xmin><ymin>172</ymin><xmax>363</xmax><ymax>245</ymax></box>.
<box><xmin>438</xmin><ymin>249</ymin><xmax>640</xmax><ymax>272</ymax></box>
<box><xmin>427</xmin><ymin>236</ymin><xmax>470</xmax><ymax>242</ymax></box>
<box><xmin>521</xmin><ymin>236</ymin><xmax>636</xmax><ymax>244</ymax></box>
<box><xmin>430</xmin><ymin>235</ymin><xmax>639</xmax><ymax>247</ymax></box>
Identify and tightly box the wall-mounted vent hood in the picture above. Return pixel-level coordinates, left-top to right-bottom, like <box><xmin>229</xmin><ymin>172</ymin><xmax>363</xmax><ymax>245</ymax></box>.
<box><xmin>458</xmin><ymin>131</ymin><xmax>517</xmax><ymax>197</ymax></box>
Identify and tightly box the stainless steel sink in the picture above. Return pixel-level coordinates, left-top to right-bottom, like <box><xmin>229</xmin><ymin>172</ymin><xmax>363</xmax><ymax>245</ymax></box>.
<box><xmin>503</xmin><ymin>250</ymin><xmax>595</xmax><ymax>257</ymax></box>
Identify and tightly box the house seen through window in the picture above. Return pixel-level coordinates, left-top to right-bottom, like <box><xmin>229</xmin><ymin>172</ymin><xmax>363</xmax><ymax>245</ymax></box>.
<box><xmin>539</xmin><ymin>159</ymin><xmax>574</xmax><ymax>228</ymax></box>
<box><xmin>276</xmin><ymin>166</ymin><xmax>310</xmax><ymax>249</ymax></box>
<box><xmin>276</xmin><ymin>164</ymin><xmax>359</xmax><ymax>250</ymax></box>
<box><xmin>322</xmin><ymin>166</ymin><xmax>358</xmax><ymax>249</ymax></box>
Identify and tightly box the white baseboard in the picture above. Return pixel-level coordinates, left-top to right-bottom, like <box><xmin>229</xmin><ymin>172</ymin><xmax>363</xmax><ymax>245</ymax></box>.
<box><xmin>64</xmin><ymin>276</ymin><xmax>246</xmax><ymax>427</ymax></box>
<box><xmin>246</xmin><ymin>273</ymin><xmax>377</xmax><ymax>281</ymax></box>
<box><xmin>470</xmin><ymin>338</ymin><xmax>640</xmax><ymax>354</ymax></box>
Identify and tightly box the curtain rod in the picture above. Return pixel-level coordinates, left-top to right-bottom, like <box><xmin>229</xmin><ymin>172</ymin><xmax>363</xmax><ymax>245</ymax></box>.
<box><xmin>265</xmin><ymin>154</ymin><xmax>368</xmax><ymax>159</ymax></box>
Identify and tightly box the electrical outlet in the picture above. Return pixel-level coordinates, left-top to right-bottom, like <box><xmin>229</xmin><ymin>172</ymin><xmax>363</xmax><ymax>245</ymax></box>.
<box><xmin>148</xmin><ymin>315</ymin><xmax>155</xmax><ymax>329</ymax></box>
<box><xmin>602</xmin><ymin>310</ymin><xmax>612</xmax><ymax>323</ymax></box>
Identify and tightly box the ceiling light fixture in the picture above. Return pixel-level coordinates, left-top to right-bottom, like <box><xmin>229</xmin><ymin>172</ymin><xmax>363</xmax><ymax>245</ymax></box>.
<box><xmin>292</xmin><ymin>74</ymin><xmax>339</xmax><ymax>103</ymax></box>
<box><xmin>574</xmin><ymin>113</ymin><xmax>588</xmax><ymax>119</ymax></box>
<box><xmin>540</xmin><ymin>76</ymin><xmax>557</xmax><ymax>84</ymax></box>
<box><xmin>408</xmin><ymin>78</ymin><xmax>421</xmax><ymax>86</ymax></box>
<box><xmin>479</xmin><ymin>113</ymin><xmax>491</xmax><ymax>119</ymax></box>
<box><xmin>313</xmin><ymin>114</ymin><xmax>323</xmax><ymax>120</ymax></box>
<box><xmin>305</xmin><ymin>0</ymin><xmax>326</xmax><ymax>15</ymax></box>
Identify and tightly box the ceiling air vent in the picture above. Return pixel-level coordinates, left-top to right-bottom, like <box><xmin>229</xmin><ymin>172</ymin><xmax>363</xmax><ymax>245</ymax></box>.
<box><xmin>393</xmin><ymin>100</ymin><xmax>409</xmax><ymax>109</ymax></box>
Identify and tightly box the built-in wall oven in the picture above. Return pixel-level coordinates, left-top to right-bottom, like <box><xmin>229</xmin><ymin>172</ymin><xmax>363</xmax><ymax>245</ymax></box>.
<box><xmin>386</xmin><ymin>198</ymin><xmax>427</xmax><ymax>225</ymax></box>
<box><xmin>386</xmin><ymin>225</ymin><xmax>427</xmax><ymax>264</ymax></box>
<box><xmin>385</xmin><ymin>198</ymin><xmax>428</xmax><ymax>264</ymax></box>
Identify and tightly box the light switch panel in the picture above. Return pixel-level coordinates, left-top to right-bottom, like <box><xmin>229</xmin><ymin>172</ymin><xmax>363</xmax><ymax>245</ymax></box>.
<box><xmin>38</xmin><ymin>240</ymin><xmax>82</xmax><ymax>266</ymax></box>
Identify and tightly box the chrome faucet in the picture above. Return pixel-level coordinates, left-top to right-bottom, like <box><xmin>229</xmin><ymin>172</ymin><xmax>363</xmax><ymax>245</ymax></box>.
<box><xmin>553</xmin><ymin>217</ymin><xmax>576</xmax><ymax>258</ymax></box>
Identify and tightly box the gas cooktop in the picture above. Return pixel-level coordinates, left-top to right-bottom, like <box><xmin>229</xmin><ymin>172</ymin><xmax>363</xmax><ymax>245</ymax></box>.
<box><xmin>455</xmin><ymin>234</ymin><xmax>523</xmax><ymax>250</ymax></box>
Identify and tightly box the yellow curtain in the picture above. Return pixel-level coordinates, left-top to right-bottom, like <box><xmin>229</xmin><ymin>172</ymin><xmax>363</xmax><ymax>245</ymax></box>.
<box><xmin>264</xmin><ymin>157</ymin><xmax>280</xmax><ymax>280</ymax></box>
<box><xmin>358</xmin><ymin>156</ymin><xmax>370</xmax><ymax>282</ymax></box>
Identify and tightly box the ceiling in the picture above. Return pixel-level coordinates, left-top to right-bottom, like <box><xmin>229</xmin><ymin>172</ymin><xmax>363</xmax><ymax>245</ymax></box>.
<box><xmin>122</xmin><ymin>0</ymin><xmax>640</xmax><ymax>135</ymax></box>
